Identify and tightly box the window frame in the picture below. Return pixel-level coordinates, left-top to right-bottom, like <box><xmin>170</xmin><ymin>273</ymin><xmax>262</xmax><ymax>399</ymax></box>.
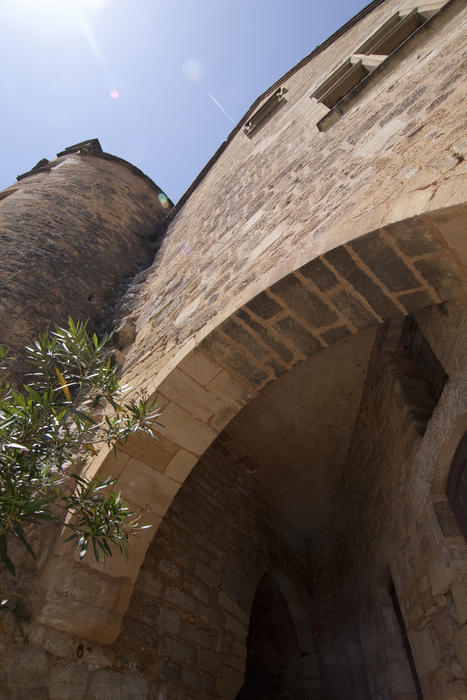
<box><xmin>310</xmin><ymin>0</ymin><xmax>451</xmax><ymax>131</ymax></box>
<box><xmin>244</xmin><ymin>87</ymin><xmax>288</xmax><ymax>138</ymax></box>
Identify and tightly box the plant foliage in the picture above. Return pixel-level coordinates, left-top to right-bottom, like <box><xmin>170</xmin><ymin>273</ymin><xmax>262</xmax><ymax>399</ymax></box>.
<box><xmin>0</xmin><ymin>318</ymin><xmax>161</xmax><ymax>575</ymax></box>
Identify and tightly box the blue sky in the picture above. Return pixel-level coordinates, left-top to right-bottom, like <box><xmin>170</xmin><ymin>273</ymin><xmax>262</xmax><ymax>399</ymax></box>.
<box><xmin>1</xmin><ymin>0</ymin><xmax>369</xmax><ymax>202</ymax></box>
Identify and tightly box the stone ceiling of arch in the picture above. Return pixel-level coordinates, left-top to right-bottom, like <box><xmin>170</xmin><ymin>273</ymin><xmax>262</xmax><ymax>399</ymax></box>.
<box><xmin>227</xmin><ymin>327</ymin><xmax>376</xmax><ymax>539</ymax></box>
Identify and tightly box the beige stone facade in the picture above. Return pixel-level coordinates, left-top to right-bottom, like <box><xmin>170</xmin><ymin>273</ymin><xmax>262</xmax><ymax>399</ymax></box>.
<box><xmin>1</xmin><ymin>0</ymin><xmax>467</xmax><ymax>697</ymax></box>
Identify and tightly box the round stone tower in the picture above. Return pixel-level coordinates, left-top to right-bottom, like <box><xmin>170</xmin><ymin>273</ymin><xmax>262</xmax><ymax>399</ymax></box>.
<box><xmin>0</xmin><ymin>138</ymin><xmax>171</xmax><ymax>373</ymax></box>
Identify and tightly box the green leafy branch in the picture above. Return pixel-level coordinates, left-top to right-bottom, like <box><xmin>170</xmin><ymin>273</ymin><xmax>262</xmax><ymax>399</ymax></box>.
<box><xmin>0</xmin><ymin>318</ymin><xmax>161</xmax><ymax>576</ymax></box>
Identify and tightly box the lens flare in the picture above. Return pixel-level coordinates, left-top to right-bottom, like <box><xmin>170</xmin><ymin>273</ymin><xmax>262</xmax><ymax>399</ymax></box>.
<box><xmin>182</xmin><ymin>59</ymin><xmax>203</xmax><ymax>82</ymax></box>
<box><xmin>109</xmin><ymin>89</ymin><xmax>119</xmax><ymax>100</ymax></box>
<box><xmin>158</xmin><ymin>192</ymin><xmax>170</xmax><ymax>209</ymax></box>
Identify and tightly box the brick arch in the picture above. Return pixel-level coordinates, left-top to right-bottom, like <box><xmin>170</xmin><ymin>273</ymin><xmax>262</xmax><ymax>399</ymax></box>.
<box><xmin>36</xmin><ymin>203</ymin><xmax>467</xmax><ymax>644</ymax></box>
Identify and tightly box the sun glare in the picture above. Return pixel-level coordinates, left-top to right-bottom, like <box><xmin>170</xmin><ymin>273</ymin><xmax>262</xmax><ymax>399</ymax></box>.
<box><xmin>82</xmin><ymin>0</ymin><xmax>108</xmax><ymax>11</ymax></box>
<box><xmin>5</xmin><ymin>0</ymin><xmax>109</xmax><ymax>19</ymax></box>
<box><xmin>4</xmin><ymin>0</ymin><xmax>113</xmax><ymax>93</ymax></box>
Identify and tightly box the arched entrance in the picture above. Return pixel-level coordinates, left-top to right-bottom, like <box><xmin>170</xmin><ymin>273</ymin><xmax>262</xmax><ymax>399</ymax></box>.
<box><xmin>236</xmin><ymin>573</ymin><xmax>310</xmax><ymax>699</ymax></box>
<box><xmin>34</xmin><ymin>203</ymin><xmax>467</xmax><ymax>651</ymax></box>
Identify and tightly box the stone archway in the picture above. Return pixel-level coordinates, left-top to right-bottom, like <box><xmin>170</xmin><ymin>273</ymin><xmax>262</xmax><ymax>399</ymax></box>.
<box><xmin>237</xmin><ymin>570</ymin><xmax>322</xmax><ymax>699</ymax></box>
<box><xmin>237</xmin><ymin>573</ymin><xmax>311</xmax><ymax>699</ymax></box>
<box><xmin>36</xmin><ymin>203</ymin><xmax>467</xmax><ymax>645</ymax></box>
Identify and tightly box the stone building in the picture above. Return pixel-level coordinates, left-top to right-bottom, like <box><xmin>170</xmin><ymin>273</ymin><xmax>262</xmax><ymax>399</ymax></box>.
<box><xmin>0</xmin><ymin>0</ymin><xmax>466</xmax><ymax>697</ymax></box>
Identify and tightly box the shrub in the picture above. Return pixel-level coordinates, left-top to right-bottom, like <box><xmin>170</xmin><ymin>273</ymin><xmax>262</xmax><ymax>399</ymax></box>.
<box><xmin>0</xmin><ymin>318</ymin><xmax>160</xmax><ymax>575</ymax></box>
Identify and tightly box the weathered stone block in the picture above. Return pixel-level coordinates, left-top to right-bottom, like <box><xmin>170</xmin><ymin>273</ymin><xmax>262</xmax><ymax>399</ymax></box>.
<box><xmin>160</xmin><ymin>637</ymin><xmax>196</xmax><ymax>666</ymax></box>
<box><xmin>452</xmin><ymin>577</ymin><xmax>467</xmax><ymax>625</ymax></box>
<box><xmin>225</xmin><ymin>613</ymin><xmax>249</xmax><ymax>641</ymax></box>
<box><xmin>118</xmin><ymin>459</ymin><xmax>179</xmax><ymax>517</ymax></box>
<box><xmin>155</xmin><ymin>402</ymin><xmax>217</xmax><ymax>456</ymax></box>
<box><xmin>113</xmin><ymin>317</ymin><xmax>136</xmax><ymax>350</ymax></box>
<box><xmin>158</xmin><ymin>606</ymin><xmax>181</xmax><ymax>636</ymax></box>
<box><xmin>325</xmin><ymin>246</ymin><xmax>401</xmax><ymax>318</ymax></box>
<box><xmin>331</xmin><ymin>289</ymin><xmax>377</xmax><ymax>328</ymax></box>
<box><xmin>433</xmin><ymin>500</ymin><xmax>462</xmax><ymax>538</ymax></box>
<box><xmin>216</xmin><ymin>664</ymin><xmax>244</xmax><ymax>700</ymax></box>
<box><xmin>386</xmin><ymin>659</ymin><xmax>417</xmax><ymax>695</ymax></box>
<box><xmin>8</xmin><ymin>647</ymin><xmax>48</xmax><ymax>688</ymax></box>
<box><xmin>385</xmin><ymin>217</ymin><xmax>444</xmax><ymax>257</ymax></box>
<box><xmin>415</xmin><ymin>255</ymin><xmax>465</xmax><ymax>299</ymax></box>
<box><xmin>165</xmin><ymin>450</ymin><xmax>198</xmax><ymax>484</ymax></box>
<box><xmin>237</xmin><ymin>309</ymin><xmax>294</xmax><ymax>363</ymax></box>
<box><xmin>201</xmin><ymin>333</ymin><xmax>269</xmax><ymax>388</ymax></box>
<box><xmin>182</xmin><ymin>667</ymin><xmax>201</xmax><ymax>692</ymax></box>
<box><xmin>205</xmin><ymin>369</ymin><xmax>252</xmax><ymax>409</ymax></box>
<box><xmin>398</xmin><ymin>289</ymin><xmax>435</xmax><ymax>314</ymax></box>
<box><xmin>87</xmin><ymin>669</ymin><xmax>148</xmax><ymax>699</ymax></box>
<box><xmin>178</xmin><ymin>349</ymin><xmax>221</xmax><ymax>386</ymax></box>
<box><xmin>28</xmin><ymin>625</ymin><xmax>75</xmax><ymax>660</ymax></box>
<box><xmin>12</xmin><ymin>689</ymin><xmax>49</xmax><ymax>700</ymax></box>
<box><xmin>135</xmin><ymin>569</ymin><xmax>164</xmax><ymax>598</ymax></box>
<box><xmin>351</xmin><ymin>233</ymin><xmax>419</xmax><ymax>293</ymax></box>
<box><xmin>321</xmin><ymin>324</ymin><xmax>351</xmax><ymax>345</ymax></box>
<box><xmin>121</xmin><ymin>617</ymin><xmax>160</xmax><ymax>649</ymax></box>
<box><xmin>159</xmin><ymin>660</ymin><xmax>183</xmax><ymax>683</ymax></box>
<box><xmin>270</xmin><ymin>274</ymin><xmax>338</xmax><ymax>328</ymax></box>
<box><xmin>159</xmin><ymin>559</ymin><xmax>181</xmax><ymax>579</ymax></box>
<box><xmin>274</xmin><ymin>316</ymin><xmax>322</xmax><ymax>356</ymax></box>
<box><xmin>49</xmin><ymin>661</ymin><xmax>88</xmax><ymax>700</ymax></box>
<box><xmin>163</xmin><ymin>587</ymin><xmax>195</xmax><ymax>614</ymax></box>
<box><xmin>428</xmin><ymin>548</ymin><xmax>454</xmax><ymax>596</ymax></box>
<box><xmin>196</xmin><ymin>561</ymin><xmax>221</xmax><ymax>588</ymax></box>
<box><xmin>197</xmin><ymin>647</ymin><xmax>221</xmax><ymax>675</ymax></box>
<box><xmin>408</xmin><ymin>628</ymin><xmax>439</xmax><ymax>676</ymax></box>
<box><xmin>112</xmin><ymin>430</ymin><xmax>174</xmax><ymax>475</ymax></box>
<box><xmin>246</xmin><ymin>292</ymin><xmax>283</xmax><ymax>319</ymax></box>
<box><xmin>299</xmin><ymin>257</ymin><xmax>339</xmax><ymax>292</ymax></box>
<box><xmin>196</xmin><ymin>602</ymin><xmax>222</xmax><ymax>630</ymax></box>
<box><xmin>159</xmin><ymin>367</ymin><xmax>225</xmax><ymax>423</ymax></box>
<box><xmin>221</xmin><ymin>317</ymin><xmax>269</xmax><ymax>361</ymax></box>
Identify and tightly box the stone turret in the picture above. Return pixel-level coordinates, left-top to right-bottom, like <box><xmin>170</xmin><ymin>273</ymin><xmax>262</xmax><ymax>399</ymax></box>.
<box><xmin>0</xmin><ymin>138</ymin><xmax>171</xmax><ymax>374</ymax></box>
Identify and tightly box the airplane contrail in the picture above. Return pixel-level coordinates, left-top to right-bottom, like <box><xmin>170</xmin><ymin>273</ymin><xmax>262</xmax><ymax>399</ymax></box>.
<box><xmin>208</xmin><ymin>93</ymin><xmax>236</xmax><ymax>125</ymax></box>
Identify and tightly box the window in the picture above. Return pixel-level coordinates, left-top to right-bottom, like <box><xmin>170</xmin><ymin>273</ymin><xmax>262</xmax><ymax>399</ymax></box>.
<box><xmin>311</xmin><ymin>0</ymin><xmax>450</xmax><ymax>130</ymax></box>
<box><xmin>447</xmin><ymin>432</ymin><xmax>467</xmax><ymax>540</ymax></box>
<box><xmin>244</xmin><ymin>87</ymin><xmax>287</xmax><ymax>138</ymax></box>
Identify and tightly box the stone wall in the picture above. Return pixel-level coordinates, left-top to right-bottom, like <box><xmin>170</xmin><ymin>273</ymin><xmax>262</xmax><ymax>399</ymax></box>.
<box><xmin>1</xmin><ymin>1</ymin><xmax>467</xmax><ymax>696</ymax></box>
<box><xmin>1</xmin><ymin>433</ymin><xmax>325</xmax><ymax>699</ymax></box>
<box><xmin>120</xmin><ymin>0</ymin><xmax>466</xmax><ymax>394</ymax></box>
<box><xmin>0</xmin><ymin>141</ymin><xmax>169</xmax><ymax>376</ymax></box>
<box><xmin>340</xmin><ymin>302</ymin><xmax>467</xmax><ymax>698</ymax></box>
<box><xmin>17</xmin><ymin>0</ymin><xmax>467</xmax><ymax>651</ymax></box>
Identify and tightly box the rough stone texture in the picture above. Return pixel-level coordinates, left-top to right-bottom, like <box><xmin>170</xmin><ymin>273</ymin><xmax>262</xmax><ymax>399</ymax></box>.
<box><xmin>339</xmin><ymin>305</ymin><xmax>467</xmax><ymax>699</ymax></box>
<box><xmin>39</xmin><ymin>0</ymin><xmax>466</xmax><ymax>642</ymax></box>
<box><xmin>1</xmin><ymin>435</ymin><xmax>344</xmax><ymax>699</ymax></box>
<box><xmin>0</xmin><ymin>145</ymin><xmax>170</xmax><ymax>379</ymax></box>
<box><xmin>0</xmin><ymin>1</ymin><xmax>467</xmax><ymax>698</ymax></box>
<box><xmin>120</xmin><ymin>0</ymin><xmax>467</xmax><ymax>395</ymax></box>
